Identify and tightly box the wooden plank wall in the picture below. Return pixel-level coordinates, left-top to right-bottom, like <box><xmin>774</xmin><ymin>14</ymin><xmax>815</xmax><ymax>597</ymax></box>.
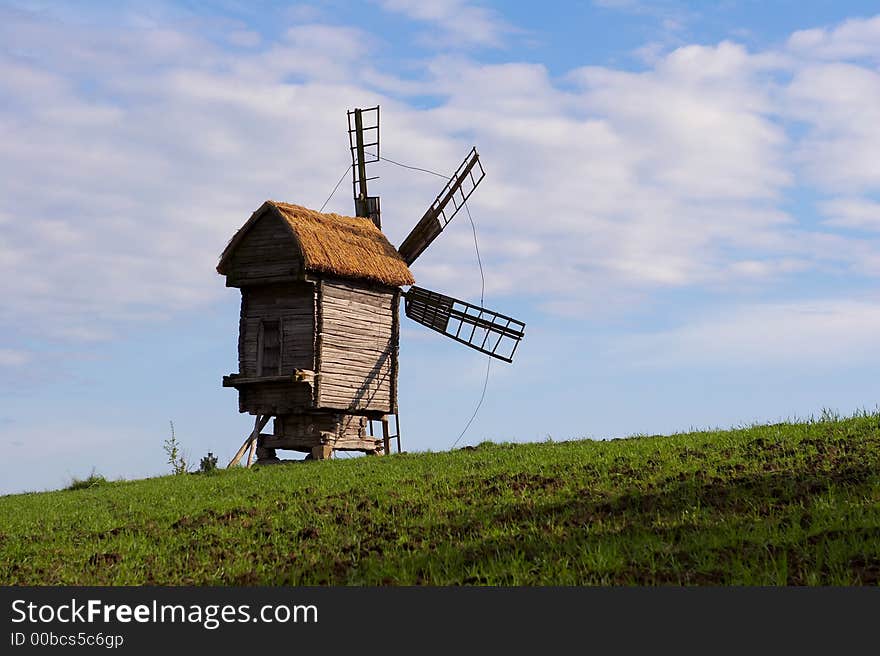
<box><xmin>238</xmin><ymin>382</ymin><xmax>313</xmax><ymax>415</ymax></box>
<box><xmin>263</xmin><ymin>412</ymin><xmax>380</xmax><ymax>453</ymax></box>
<box><xmin>317</xmin><ymin>278</ymin><xmax>396</xmax><ymax>413</ymax></box>
<box><xmin>226</xmin><ymin>213</ymin><xmax>302</xmax><ymax>286</ymax></box>
<box><xmin>276</xmin><ymin>413</ymin><xmax>366</xmax><ymax>440</ymax></box>
<box><xmin>239</xmin><ymin>283</ymin><xmax>315</xmax><ymax>377</ymax></box>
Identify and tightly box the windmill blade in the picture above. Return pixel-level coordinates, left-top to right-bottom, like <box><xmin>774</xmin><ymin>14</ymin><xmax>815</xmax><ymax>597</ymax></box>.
<box><xmin>404</xmin><ymin>286</ymin><xmax>525</xmax><ymax>363</ymax></box>
<box><xmin>397</xmin><ymin>147</ymin><xmax>485</xmax><ymax>265</ymax></box>
<box><xmin>347</xmin><ymin>106</ymin><xmax>381</xmax><ymax>227</ymax></box>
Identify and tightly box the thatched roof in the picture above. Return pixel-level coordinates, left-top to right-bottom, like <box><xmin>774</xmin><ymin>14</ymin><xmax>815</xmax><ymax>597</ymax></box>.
<box><xmin>217</xmin><ymin>201</ymin><xmax>415</xmax><ymax>287</ymax></box>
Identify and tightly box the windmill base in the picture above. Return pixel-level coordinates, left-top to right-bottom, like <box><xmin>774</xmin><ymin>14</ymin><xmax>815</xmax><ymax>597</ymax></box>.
<box><xmin>253</xmin><ymin>412</ymin><xmax>385</xmax><ymax>462</ymax></box>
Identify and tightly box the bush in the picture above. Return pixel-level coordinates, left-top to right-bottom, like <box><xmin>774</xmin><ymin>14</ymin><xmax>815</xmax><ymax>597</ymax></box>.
<box><xmin>66</xmin><ymin>471</ymin><xmax>108</xmax><ymax>491</ymax></box>
<box><xmin>199</xmin><ymin>452</ymin><xmax>219</xmax><ymax>474</ymax></box>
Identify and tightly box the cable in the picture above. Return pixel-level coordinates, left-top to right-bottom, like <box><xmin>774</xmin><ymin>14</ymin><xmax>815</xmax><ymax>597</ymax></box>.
<box><xmin>319</xmin><ymin>163</ymin><xmax>353</xmax><ymax>212</ymax></box>
<box><xmin>451</xmin><ymin>356</ymin><xmax>491</xmax><ymax>449</ymax></box>
<box><xmin>451</xmin><ymin>200</ymin><xmax>489</xmax><ymax>448</ymax></box>
<box><xmin>374</xmin><ymin>153</ymin><xmax>450</xmax><ymax>180</ymax></box>
<box><xmin>464</xmin><ymin>201</ymin><xmax>485</xmax><ymax>306</ymax></box>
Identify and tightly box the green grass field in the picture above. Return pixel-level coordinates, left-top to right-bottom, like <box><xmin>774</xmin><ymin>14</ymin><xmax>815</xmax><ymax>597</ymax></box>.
<box><xmin>2</xmin><ymin>412</ymin><xmax>880</xmax><ymax>585</ymax></box>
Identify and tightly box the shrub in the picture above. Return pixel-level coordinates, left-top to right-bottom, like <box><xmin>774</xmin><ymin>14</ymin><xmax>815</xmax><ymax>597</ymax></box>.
<box><xmin>66</xmin><ymin>471</ymin><xmax>108</xmax><ymax>491</ymax></box>
<box><xmin>164</xmin><ymin>420</ymin><xmax>189</xmax><ymax>474</ymax></box>
<box><xmin>199</xmin><ymin>452</ymin><xmax>219</xmax><ymax>474</ymax></box>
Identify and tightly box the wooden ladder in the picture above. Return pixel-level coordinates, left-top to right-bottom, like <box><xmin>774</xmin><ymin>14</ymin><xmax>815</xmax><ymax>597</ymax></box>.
<box><xmin>370</xmin><ymin>413</ymin><xmax>401</xmax><ymax>455</ymax></box>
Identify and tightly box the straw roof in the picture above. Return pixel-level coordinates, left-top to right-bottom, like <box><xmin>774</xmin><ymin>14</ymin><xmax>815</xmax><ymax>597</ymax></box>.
<box><xmin>217</xmin><ymin>201</ymin><xmax>415</xmax><ymax>288</ymax></box>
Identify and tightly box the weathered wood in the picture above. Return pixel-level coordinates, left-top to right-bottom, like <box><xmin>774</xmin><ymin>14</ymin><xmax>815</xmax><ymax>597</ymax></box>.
<box><xmin>381</xmin><ymin>416</ymin><xmax>390</xmax><ymax>456</ymax></box>
<box><xmin>226</xmin><ymin>272</ymin><xmax>304</xmax><ymax>288</ymax></box>
<box><xmin>223</xmin><ymin>371</ymin><xmax>314</xmax><ymax>387</ymax></box>
<box><xmin>228</xmin><ymin>414</ymin><xmax>270</xmax><ymax>468</ymax></box>
<box><xmin>274</xmin><ymin>412</ymin><xmax>366</xmax><ymax>439</ymax></box>
<box><xmin>246</xmin><ymin>436</ymin><xmax>257</xmax><ymax>467</ymax></box>
<box><xmin>318</xmin><ymin>310</ymin><xmax>392</xmax><ymax>330</ymax></box>
<box><xmin>238</xmin><ymin>381</ymin><xmax>314</xmax><ymax>415</ymax></box>
<box><xmin>319</xmin><ymin>357</ymin><xmax>393</xmax><ymax>372</ymax></box>
<box><xmin>311</xmin><ymin>444</ymin><xmax>333</xmax><ymax>460</ymax></box>
<box><xmin>314</xmin><ymin>279</ymin><xmax>324</xmax><ymax>407</ymax></box>
<box><xmin>319</xmin><ymin>382</ymin><xmax>391</xmax><ymax>397</ymax></box>
<box><xmin>318</xmin><ymin>386</ymin><xmax>391</xmax><ymax>402</ymax></box>
<box><xmin>317</xmin><ymin>277</ymin><xmax>396</xmax><ymax>413</ymax></box>
<box><xmin>259</xmin><ymin>433</ymin><xmax>322</xmax><ymax>453</ymax></box>
<box><xmin>331</xmin><ymin>436</ymin><xmax>383</xmax><ymax>452</ymax></box>
<box><xmin>225</xmin><ymin>213</ymin><xmax>303</xmax><ymax>284</ymax></box>
<box><xmin>256</xmin><ymin>320</ymin><xmax>265</xmax><ymax>375</ymax></box>
<box><xmin>239</xmin><ymin>283</ymin><xmax>315</xmax><ymax>376</ymax></box>
<box><xmin>261</xmin><ymin>432</ymin><xmax>381</xmax><ymax>452</ymax></box>
<box><xmin>391</xmin><ymin>289</ymin><xmax>400</xmax><ymax>413</ymax></box>
<box><xmin>319</xmin><ymin>339</ymin><xmax>392</xmax><ymax>356</ymax></box>
<box><xmin>321</xmin><ymin>280</ymin><xmax>397</xmax><ymax>301</ymax></box>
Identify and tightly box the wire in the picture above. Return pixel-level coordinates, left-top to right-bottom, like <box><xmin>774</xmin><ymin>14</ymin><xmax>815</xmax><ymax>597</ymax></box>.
<box><xmin>451</xmin><ymin>200</ymin><xmax>489</xmax><ymax>448</ymax></box>
<box><xmin>464</xmin><ymin>201</ymin><xmax>485</xmax><ymax>306</ymax></box>
<box><xmin>374</xmin><ymin>153</ymin><xmax>450</xmax><ymax>180</ymax></box>
<box><xmin>319</xmin><ymin>163</ymin><xmax>353</xmax><ymax>212</ymax></box>
<box><xmin>451</xmin><ymin>356</ymin><xmax>491</xmax><ymax>449</ymax></box>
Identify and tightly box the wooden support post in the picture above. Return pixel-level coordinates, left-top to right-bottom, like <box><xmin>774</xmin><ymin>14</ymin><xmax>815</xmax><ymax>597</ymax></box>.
<box><xmin>246</xmin><ymin>437</ymin><xmax>257</xmax><ymax>468</ymax></box>
<box><xmin>228</xmin><ymin>414</ymin><xmax>270</xmax><ymax>468</ymax></box>
<box><xmin>395</xmin><ymin>413</ymin><xmax>402</xmax><ymax>454</ymax></box>
<box><xmin>310</xmin><ymin>444</ymin><xmax>333</xmax><ymax>460</ymax></box>
<box><xmin>354</xmin><ymin>109</ymin><xmax>369</xmax><ymax>215</ymax></box>
<box><xmin>381</xmin><ymin>417</ymin><xmax>391</xmax><ymax>456</ymax></box>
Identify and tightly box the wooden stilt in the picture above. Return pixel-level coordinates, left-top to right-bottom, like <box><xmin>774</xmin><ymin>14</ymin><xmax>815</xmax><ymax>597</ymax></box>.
<box><xmin>228</xmin><ymin>414</ymin><xmax>270</xmax><ymax>468</ymax></box>
<box><xmin>394</xmin><ymin>413</ymin><xmax>401</xmax><ymax>454</ymax></box>
<box><xmin>246</xmin><ymin>437</ymin><xmax>257</xmax><ymax>468</ymax></box>
<box><xmin>310</xmin><ymin>444</ymin><xmax>333</xmax><ymax>460</ymax></box>
<box><xmin>381</xmin><ymin>417</ymin><xmax>391</xmax><ymax>455</ymax></box>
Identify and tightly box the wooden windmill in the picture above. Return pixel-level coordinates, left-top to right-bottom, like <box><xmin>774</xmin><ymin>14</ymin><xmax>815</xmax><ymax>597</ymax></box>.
<box><xmin>219</xmin><ymin>106</ymin><xmax>525</xmax><ymax>465</ymax></box>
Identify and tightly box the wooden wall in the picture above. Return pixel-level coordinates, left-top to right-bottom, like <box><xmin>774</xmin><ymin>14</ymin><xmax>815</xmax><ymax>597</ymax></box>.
<box><xmin>275</xmin><ymin>413</ymin><xmax>366</xmax><ymax>441</ymax></box>
<box><xmin>263</xmin><ymin>412</ymin><xmax>381</xmax><ymax>453</ymax></box>
<box><xmin>316</xmin><ymin>278</ymin><xmax>397</xmax><ymax>414</ymax></box>
<box><xmin>225</xmin><ymin>213</ymin><xmax>303</xmax><ymax>287</ymax></box>
<box><xmin>238</xmin><ymin>381</ymin><xmax>314</xmax><ymax>415</ymax></box>
<box><xmin>239</xmin><ymin>282</ymin><xmax>316</xmax><ymax>377</ymax></box>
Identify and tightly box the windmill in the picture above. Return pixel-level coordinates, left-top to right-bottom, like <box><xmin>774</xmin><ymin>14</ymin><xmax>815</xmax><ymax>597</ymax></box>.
<box><xmin>218</xmin><ymin>105</ymin><xmax>525</xmax><ymax>465</ymax></box>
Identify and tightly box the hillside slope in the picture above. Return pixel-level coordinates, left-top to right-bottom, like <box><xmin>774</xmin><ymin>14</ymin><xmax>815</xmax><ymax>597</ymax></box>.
<box><xmin>2</xmin><ymin>413</ymin><xmax>879</xmax><ymax>585</ymax></box>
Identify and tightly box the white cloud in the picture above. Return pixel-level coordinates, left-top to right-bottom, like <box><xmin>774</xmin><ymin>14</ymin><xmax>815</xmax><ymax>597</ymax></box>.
<box><xmin>227</xmin><ymin>29</ymin><xmax>260</xmax><ymax>48</ymax></box>
<box><xmin>613</xmin><ymin>298</ymin><xmax>880</xmax><ymax>368</ymax></box>
<box><xmin>788</xmin><ymin>15</ymin><xmax>880</xmax><ymax>61</ymax></box>
<box><xmin>785</xmin><ymin>62</ymin><xmax>880</xmax><ymax>194</ymax></box>
<box><xmin>376</xmin><ymin>0</ymin><xmax>513</xmax><ymax>48</ymax></box>
<box><xmin>820</xmin><ymin>197</ymin><xmax>880</xmax><ymax>231</ymax></box>
<box><xmin>1</xmin><ymin>5</ymin><xmax>880</xmax><ymax>363</ymax></box>
<box><xmin>0</xmin><ymin>349</ymin><xmax>29</xmax><ymax>368</ymax></box>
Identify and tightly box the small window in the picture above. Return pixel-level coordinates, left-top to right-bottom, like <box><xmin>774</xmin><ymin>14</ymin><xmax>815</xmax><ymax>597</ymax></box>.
<box><xmin>257</xmin><ymin>319</ymin><xmax>281</xmax><ymax>376</ymax></box>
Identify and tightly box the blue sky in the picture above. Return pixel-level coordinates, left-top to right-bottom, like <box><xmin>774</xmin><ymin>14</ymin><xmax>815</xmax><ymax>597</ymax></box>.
<box><xmin>2</xmin><ymin>1</ymin><xmax>880</xmax><ymax>495</ymax></box>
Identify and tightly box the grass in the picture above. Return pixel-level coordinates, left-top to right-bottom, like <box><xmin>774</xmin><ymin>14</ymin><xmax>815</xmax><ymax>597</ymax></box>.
<box><xmin>65</xmin><ymin>471</ymin><xmax>109</xmax><ymax>492</ymax></box>
<box><xmin>1</xmin><ymin>412</ymin><xmax>879</xmax><ymax>585</ymax></box>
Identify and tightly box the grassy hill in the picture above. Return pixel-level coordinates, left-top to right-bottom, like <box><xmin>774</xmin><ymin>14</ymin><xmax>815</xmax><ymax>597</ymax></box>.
<box><xmin>2</xmin><ymin>412</ymin><xmax>879</xmax><ymax>585</ymax></box>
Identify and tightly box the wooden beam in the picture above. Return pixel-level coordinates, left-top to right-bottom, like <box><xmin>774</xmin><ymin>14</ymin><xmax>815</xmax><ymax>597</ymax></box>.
<box><xmin>260</xmin><ymin>432</ymin><xmax>383</xmax><ymax>453</ymax></box>
<box><xmin>354</xmin><ymin>108</ymin><xmax>369</xmax><ymax>214</ymax></box>
<box><xmin>228</xmin><ymin>414</ymin><xmax>270</xmax><ymax>468</ymax></box>
<box><xmin>381</xmin><ymin>417</ymin><xmax>390</xmax><ymax>456</ymax></box>
<box><xmin>311</xmin><ymin>444</ymin><xmax>333</xmax><ymax>460</ymax></box>
<box><xmin>223</xmin><ymin>371</ymin><xmax>315</xmax><ymax>387</ymax></box>
<box><xmin>246</xmin><ymin>436</ymin><xmax>257</xmax><ymax>468</ymax></box>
